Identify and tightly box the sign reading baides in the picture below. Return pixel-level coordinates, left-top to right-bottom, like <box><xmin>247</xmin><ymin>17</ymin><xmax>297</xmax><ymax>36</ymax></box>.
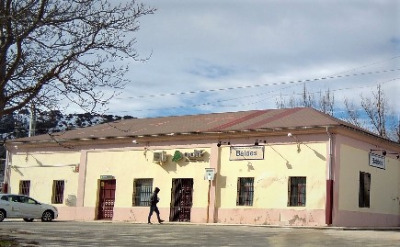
<box><xmin>369</xmin><ymin>153</ymin><xmax>385</xmax><ymax>169</ymax></box>
<box><xmin>230</xmin><ymin>146</ymin><xmax>265</xmax><ymax>160</ymax></box>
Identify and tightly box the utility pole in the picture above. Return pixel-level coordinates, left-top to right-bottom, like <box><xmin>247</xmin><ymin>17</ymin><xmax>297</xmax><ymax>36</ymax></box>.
<box><xmin>28</xmin><ymin>103</ymin><xmax>36</xmax><ymax>137</ymax></box>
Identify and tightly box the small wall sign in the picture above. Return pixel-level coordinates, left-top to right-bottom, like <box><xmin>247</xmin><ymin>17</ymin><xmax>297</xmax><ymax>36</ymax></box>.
<box><xmin>369</xmin><ymin>153</ymin><xmax>385</xmax><ymax>169</ymax></box>
<box><xmin>204</xmin><ymin>168</ymin><xmax>216</xmax><ymax>180</ymax></box>
<box><xmin>100</xmin><ymin>175</ymin><xmax>115</xmax><ymax>180</ymax></box>
<box><xmin>230</xmin><ymin>146</ymin><xmax>265</xmax><ymax>161</ymax></box>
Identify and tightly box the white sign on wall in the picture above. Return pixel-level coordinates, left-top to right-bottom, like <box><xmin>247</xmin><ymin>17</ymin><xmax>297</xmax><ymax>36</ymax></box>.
<box><xmin>204</xmin><ymin>168</ymin><xmax>216</xmax><ymax>180</ymax></box>
<box><xmin>230</xmin><ymin>146</ymin><xmax>265</xmax><ymax>161</ymax></box>
<box><xmin>369</xmin><ymin>153</ymin><xmax>385</xmax><ymax>169</ymax></box>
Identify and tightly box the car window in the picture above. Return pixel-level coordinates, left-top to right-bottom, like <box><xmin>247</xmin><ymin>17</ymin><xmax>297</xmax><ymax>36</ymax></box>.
<box><xmin>20</xmin><ymin>196</ymin><xmax>28</xmax><ymax>203</ymax></box>
<box><xmin>1</xmin><ymin>195</ymin><xmax>8</xmax><ymax>201</ymax></box>
<box><xmin>11</xmin><ymin>195</ymin><xmax>21</xmax><ymax>203</ymax></box>
<box><xmin>25</xmin><ymin>197</ymin><xmax>37</xmax><ymax>204</ymax></box>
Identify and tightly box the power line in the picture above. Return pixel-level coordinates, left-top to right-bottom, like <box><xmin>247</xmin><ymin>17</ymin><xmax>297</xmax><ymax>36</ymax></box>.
<box><xmin>227</xmin><ymin>78</ymin><xmax>400</xmax><ymax>109</ymax></box>
<box><xmin>327</xmin><ymin>55</ymin><xmax>400</xmax><ymax>77</ymax></box>
<box><xmin>107</xmin><ymin>77</ymin><xmax>399</xmax><ymax>114</ymax></box>
<box><xmin>118</xmin><ymin>68</ymin><xmax>400</xmax><ymax>100</ymax></box>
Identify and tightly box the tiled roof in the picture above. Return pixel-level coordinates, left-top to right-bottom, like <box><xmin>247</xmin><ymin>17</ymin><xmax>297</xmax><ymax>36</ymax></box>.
<box><xmin>10</xmin><ymin>108</ymin><xmax>347</xmax><ymax>143</ymax></box>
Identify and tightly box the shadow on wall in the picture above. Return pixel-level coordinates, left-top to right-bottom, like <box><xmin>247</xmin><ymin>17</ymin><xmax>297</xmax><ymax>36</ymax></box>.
<box><xmin>217</xmin><ymin>175</ymin><xmax>227</xmax><ymax>188</ymax></box>
<box><xmin>267</xmin><ymin>142</ymin><xmax>326</xmax><ymax>170</ymax></box>
<box><xmin>157</xmin><ymin>150</ymin><xmax>211</xmax><ymax>172</ymax></box>
<box><xmin>302</xmin><ymin>144</ymin><xmax>326</xmax><ymax>161</ymax></box>
<box><xmin>11</xmin><ymin>166</ymin><xmax>24</xmax><ymax>176</ymax></box>
<box><xmin>266</xmin><ymin>145</ymin><xmax>293</xmax><ymax>169</ymax></box>
<box><xmin>158</xmin><ymin>160</ymin><xmax>178</xmax><ymax>173</ymax></box>
<box><xmin>214</xmin><ymin>174</ymin><xmax>227</xmax><ymax>209</ymax></box>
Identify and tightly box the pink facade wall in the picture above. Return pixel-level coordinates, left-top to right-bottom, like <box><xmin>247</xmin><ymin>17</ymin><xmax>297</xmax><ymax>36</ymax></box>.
<box><xmin>58</xmin><ymin>206</ymin><xmax>209</xmax><ymax>223</ymax></box>
<box><xmin>57</xmin><ymin>206</ymin><xmax>96</xmax><ymax>221</ymax></box>
<box><xmin>334</xmin><ymin>210</ymin><xmax>400</xmax><ymax>227</ymax></box>
<box><xmin>217</xmin><ymin>208</ymin><xmax>325</xmax><ymax>226</ymax></box>
<box><xmin>331</xmin><ymin>134</ymin><xmax>400</xmax><ymax>227</ymax></box>
<box><xmin>58</xmin><ymin>206</ymin><xmax>327</xmax><ymax>226</ymax></box>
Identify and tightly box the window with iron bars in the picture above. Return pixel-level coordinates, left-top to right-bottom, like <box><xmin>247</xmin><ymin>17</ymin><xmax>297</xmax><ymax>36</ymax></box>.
<box><xmin>132</xmin><ymin>179</ymin><xmax>153</xmax><ymax>206</ymax></box>
<box><xmin>236</xmin><ymin>177</ymin><xmax>254</xmax><ymax>206</ymax></box>
<box><xmin>19</xmin><ymin>180</ymin><xmax>30</xmax><ymax>196</ymax></box>
<box><xmin>359</xmin><ymin>171</ymin><xmax>371</xmax><ymax>208</ymax></box>
<box><xmin>288</xmin><ymin>177</ymin><xmax>306</xmax><ymax>206</ymax></box>
<box><xmin>52</xmin><ymin>180</ymin><xmax>65</xmax><ymax>204</ymax></box>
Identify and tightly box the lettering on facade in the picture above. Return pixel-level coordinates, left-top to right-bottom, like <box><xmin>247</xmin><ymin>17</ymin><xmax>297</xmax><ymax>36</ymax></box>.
<box><xmin>230</xmin><ymin>146</ymin><xmax>264</xmax><ymax>160</ymax></box>
<box><xmin>369</xmin><ymin>153</ymin><xmax>385</xmax><ymax>169</ymax></box>
<box><xmin>184</xmin><ymin>149</ymin><xmax>206</xmax><ymax>160</ymax></box>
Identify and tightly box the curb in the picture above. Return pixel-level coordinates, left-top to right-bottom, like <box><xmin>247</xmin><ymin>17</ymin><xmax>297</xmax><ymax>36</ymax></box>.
<box><xmin>64</xmin><ymin>220</ymin><xmax>400</xmax><ymax>231</ymax></box>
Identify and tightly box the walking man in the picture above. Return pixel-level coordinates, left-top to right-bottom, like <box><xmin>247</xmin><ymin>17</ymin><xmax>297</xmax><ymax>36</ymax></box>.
<box><xmin>148</xmin><ymin>187</ymin><xmax>164</xmax><ymax>224</ymax></box>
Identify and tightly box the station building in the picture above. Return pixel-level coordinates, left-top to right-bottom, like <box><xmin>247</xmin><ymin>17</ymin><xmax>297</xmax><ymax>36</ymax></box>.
<box><xmin>3</xmin><ymin>107</ymin><xmax>400</xmax><ymax>226</ymax></box>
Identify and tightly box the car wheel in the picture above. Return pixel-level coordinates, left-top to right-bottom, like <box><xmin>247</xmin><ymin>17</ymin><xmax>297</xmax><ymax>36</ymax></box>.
<box><xmin>41</xmin><ymin>210</ymin><xmax>54</xmax><ymax>222</ymax></box>
<box><xmin>23</xmin><ymin>218</ymin><xmax>34</xmax><ymax>222</ymax></box>
<box><xmin>0</xmin><ymin>210</ymin><xmax>5</xmax><ymax>222</ymax></box>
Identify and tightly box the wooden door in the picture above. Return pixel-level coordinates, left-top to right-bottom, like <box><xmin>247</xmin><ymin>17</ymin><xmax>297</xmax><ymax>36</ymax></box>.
<box><xmin>169</xmin><ymin>178</ymin><xmax>193</xmax><ymax>222</ymax></box>
<box><xmin>97</xmin><ymin>179</ymin><xmax>116</xmax><ymax>220</ymax></box>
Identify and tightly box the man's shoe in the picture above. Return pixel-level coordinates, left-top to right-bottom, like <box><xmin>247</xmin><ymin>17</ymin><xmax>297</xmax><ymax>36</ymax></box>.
<box><xmin>148</xmin><ymin>222</ymin><xmax>152</xmax><ymax>224</ymax></box>
<box><xmin>159</xmin><ymin>220</ymin><xmax>164</xmax><ymax>224</ymax></box>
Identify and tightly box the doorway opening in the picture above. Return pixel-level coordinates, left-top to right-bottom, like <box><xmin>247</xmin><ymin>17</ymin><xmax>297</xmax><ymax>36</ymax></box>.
<box><xmin>97</xmin><ymin>179</ymin><xmax>116</xmax><ymax>220</ymax></box>
<box><xmin>169</xmin><ymin>178</ymin><xmax>193</xmax><ymax>222</ymax></box>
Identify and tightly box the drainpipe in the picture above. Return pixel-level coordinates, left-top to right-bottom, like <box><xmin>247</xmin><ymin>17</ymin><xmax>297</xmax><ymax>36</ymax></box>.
<box><xmin>2</xmin><ymin>147</ymin><xmax>10</xmax><ymax>193</ymax></box>
<box><xmin>326</xmin><ymin>127</ymin><xmax>334</xmax><ymax>225</ymax></box>
<box><xmin>206</xmin><ymin>179</ymin><xmax>211</xmax><ymax>223</ymax></box>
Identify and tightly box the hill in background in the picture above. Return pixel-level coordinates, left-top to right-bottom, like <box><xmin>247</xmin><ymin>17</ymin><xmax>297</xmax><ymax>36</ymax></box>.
<box><xmin>0</xmin><ymin>110</ymin><xmax>136</xmax><ymax>140</ymax></box>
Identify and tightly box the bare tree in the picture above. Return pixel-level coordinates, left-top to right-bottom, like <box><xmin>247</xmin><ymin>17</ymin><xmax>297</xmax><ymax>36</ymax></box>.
<box><xmin>275</xmin><ymin>93</ymin><xmax>286</xmax><ymax>109</ymax></box>
<box><xmin>344</xmin><ymin>98</ymin><xmax>363</xmax><ymax>127</ymax></box>
<box><xmin>275</xmin><ymin>84</ymin><xmax>314</xmax><ymax>109</ymax></box>
<box><xmin>302</xmin><ymin>84</ymin><xmax>315</xmax><ymax>108</ymax></box>
<box><xmin>0</xmin><ymin>0</ymin><xmax>155</xmax><ymax>118</ymax></box>
<box><xmin>360</xmin><ymin>84</ymin><xmax>387</xmax><ymax>138</ymax></box>
<box><xmin>275</xmin><ymin>92</ymin><xmax>296</xmax><ymax>109</ymax></box>
<box><xmin>275</xmin><ymin>84</ymin><xmax>335</xmax><ymax>116</ymax></box>
<box><xmin>344</xmin><ymin>84</ymin><xmax>400</xmax><ymax>142</ymax></box>
<box><xmin>277</xmin><ymin>83</ymin><xmax>398</xmax><ymax>142</ymax></box>
<box><xmin>318</xmin><ymin>88</ymin><xmax>334</xmax><ymax>116</ymax></box>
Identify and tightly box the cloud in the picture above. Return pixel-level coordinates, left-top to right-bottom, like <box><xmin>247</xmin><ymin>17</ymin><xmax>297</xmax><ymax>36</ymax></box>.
<box><xmin>186</xmin><ymin>59</ymin><xmax>235</xmax><ymax>79</ymax></box>
<box><xmin>78</xmin><ymin>0</ymin><xmax>400</xmax><ymax>119</ymax></box>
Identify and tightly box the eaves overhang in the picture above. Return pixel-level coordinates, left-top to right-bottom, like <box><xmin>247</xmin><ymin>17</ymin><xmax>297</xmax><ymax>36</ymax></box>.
<box><xmin>334</xmin><ymin>124</ymin><xmax>400</xmax><ymax>151</ymax></box>
<box><xmin>6</xmin><ymin>121</ymin><xmax>399</xmax><ymax>152</ymax></box>
<box><xmin>5</xmin><ymin>125</ymin><xmax>338</xmax><ymax>148</ymax></box>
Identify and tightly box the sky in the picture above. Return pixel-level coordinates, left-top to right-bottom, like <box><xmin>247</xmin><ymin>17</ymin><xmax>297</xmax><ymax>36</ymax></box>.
<box><xmin>102</xmin><ymin>0</ymin><xmax>399</xmax><ymax>119</ymax></box>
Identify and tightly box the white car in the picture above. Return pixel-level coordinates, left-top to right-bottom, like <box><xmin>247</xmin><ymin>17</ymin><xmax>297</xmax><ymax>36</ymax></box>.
<box><xmin>0</xmin><ymin>193</ymin><xmax>58</xmax><ymax>222</ymax></box>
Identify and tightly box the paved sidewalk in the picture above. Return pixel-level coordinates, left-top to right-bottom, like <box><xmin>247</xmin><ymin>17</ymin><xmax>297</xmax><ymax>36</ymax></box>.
<box><xmin>94</xmin><ymin>220</ymin><xmax>400</xmax><ymax>231</ymax></box>
<box><xmin>1</xmin><ymin>220</ymin><xmax>399</xmax><ymax>246</ymax></box>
